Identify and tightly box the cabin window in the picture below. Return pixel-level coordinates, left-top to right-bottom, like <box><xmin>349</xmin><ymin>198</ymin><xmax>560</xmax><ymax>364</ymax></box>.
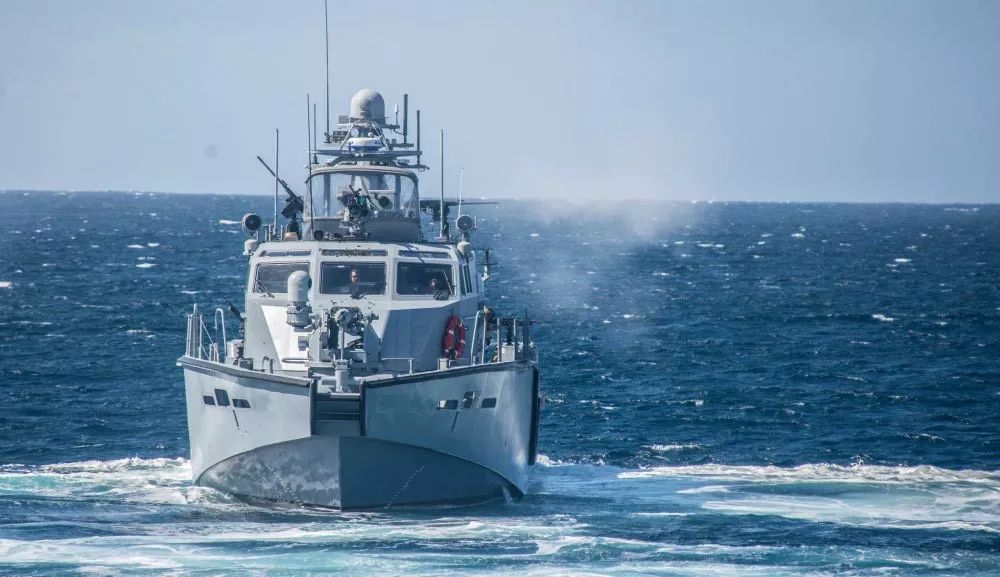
<box><xmin>214</xmin><ymin>389</ymin><xmax>230</xmax><ymax>407</ymax></box>
<box><xmin>398</xmin><ymin>250</ymin><xmax>450</xmax><ymax>259</ymax></box>
<box><xmin>259</xmin><ymin>250</ymin><xmax>311</xmax><ymax>257</ymax></box>
<box><xmin>320</xmin><ymin>262</ymin><xmax>386</xmax><ymax>295</ymax></box>
<box><xmin>253</xmin><ymin>262</ymin><xmax>309</xmax><ymax>294</ymax></box>
<box><xmin>307</xmin><ymin>171</ymin><xmax>418</xmax><ymax>219</ymax></box>
<box><xmin>396</xmin><ymin>263</ymin><xmax>454</xmax><ymax>296</ymax></box>
<box><xmin>321</xmin><ymin>249</ymin><xmax>388</xmax><ymax>257</ymax></box>
<box><xmin>460</xmin><ymin>264</ymin><xmax>472</xmax><ymax>295</ymax></box>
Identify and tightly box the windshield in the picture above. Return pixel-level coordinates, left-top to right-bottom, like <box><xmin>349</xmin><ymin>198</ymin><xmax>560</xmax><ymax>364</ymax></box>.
<box><xmin>320</xmin><ymin>262</ymin><xmax>386</xmax><ymax>295</ymax></box>
<box><xmin>396</xmin><ymin>262</ymin><xmax>454</xmax><ymax>296</ymax></box>
<box><xmin>308</xmin><ymin>171</ymin><xmax>417</xmax><ymax>220</ymax></box>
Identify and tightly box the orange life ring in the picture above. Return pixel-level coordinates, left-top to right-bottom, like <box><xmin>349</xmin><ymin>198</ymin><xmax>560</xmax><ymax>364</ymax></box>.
<box><xmin>442</xmin><ymin>315</ymin><xmax>467</xmax><ymax>360</ymax></box>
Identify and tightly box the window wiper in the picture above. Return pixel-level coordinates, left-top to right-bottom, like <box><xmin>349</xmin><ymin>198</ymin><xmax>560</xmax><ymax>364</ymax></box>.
<box><xmin>254</xmin><ymin>277</ymin><xmax>274</xmax><ymax>298</ymax></box>
<box><xmin>351</xmin><ymin>281</ymin><xmax>384</xmax><ymax>300</ymax></box>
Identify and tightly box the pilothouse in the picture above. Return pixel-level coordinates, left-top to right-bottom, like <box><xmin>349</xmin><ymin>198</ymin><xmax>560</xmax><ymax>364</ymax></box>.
<box><xmin>179</xmin><ymin>88</ymin><xmax>541</xmax><ymax>509</ymax></box>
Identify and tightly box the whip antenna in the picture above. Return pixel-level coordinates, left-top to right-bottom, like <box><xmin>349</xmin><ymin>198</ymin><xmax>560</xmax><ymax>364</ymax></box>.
<box><xmin>324</xmin><ymin>0</ymin><xmax>331</xmax><ymax>141</ymax></box>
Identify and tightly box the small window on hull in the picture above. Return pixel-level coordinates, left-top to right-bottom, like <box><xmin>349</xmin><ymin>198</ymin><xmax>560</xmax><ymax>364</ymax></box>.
<box><xmin>214</xmin><ymin>389</ymin><xmax>230</xmax><ymax>407</ymax></box>
<box><xmin>203</xmin><ymin>395</ymin><xmax>216</xmax><ymax>406</ymax></box>
<box><xmin>233</xmin><ymin>398</ymin><xmax>251</xmax><ymax>409</ymax></box>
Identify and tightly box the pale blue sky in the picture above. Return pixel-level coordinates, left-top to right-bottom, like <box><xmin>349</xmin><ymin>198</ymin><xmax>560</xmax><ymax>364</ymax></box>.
<box><xmin>1</xmin><ymin>0</ymin><xmax>998</xmax><ymax>202</ymax></box>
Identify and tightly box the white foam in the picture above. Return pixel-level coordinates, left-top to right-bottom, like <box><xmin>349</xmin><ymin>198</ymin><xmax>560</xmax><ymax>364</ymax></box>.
<box><xmin>146</xmin><ymin>242</ymin><xmax>160</xmax><ymax>247</ymax></box>
<box><xmin>126</xmin><ymin>244</ymin><xmax>144</xmax><ymax>249</ymax></box>
<box><xmin>135</xmin><ymin>263</ymin><xmax>157</xmax><ymax>268</ymax></box>
<box><xmin>614</xmin><ymin>463</ymin><xmax>1000</xmax><ymax>533</ymax></box>
<box><xmin>0</xmin><ymin>281</ymin><xmax>12</xmax><ymax>289</ymax></box>
<box><xmin>217</xmin><ymin>219</ymin><xmax>240</xmax><ymax>225</ymax></box>
<box><xmin>872</xmin><ymin>313</ymin><xmax>895</xmax><ymax>322</ymax></box>
<box><xmin>0</xmin><ymin>457</ymin><xmax>216</xmax><ymax>506</ymax></box>
<box><xmin>894</xmin><ymin>258</ymin><xmax>911</xmax><ymax>263</ymax></box>
<box><xmin>618</xmin><ymin>463</ymin><xmax>1000</xmax><ymax>484</ymax></box>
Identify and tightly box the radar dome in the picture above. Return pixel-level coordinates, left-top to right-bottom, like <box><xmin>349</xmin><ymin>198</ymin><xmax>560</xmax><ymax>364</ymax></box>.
<box><xmin>350</xmin><ymin>89</ymin><xmax>385</xmax><ymax>123</ymax></box>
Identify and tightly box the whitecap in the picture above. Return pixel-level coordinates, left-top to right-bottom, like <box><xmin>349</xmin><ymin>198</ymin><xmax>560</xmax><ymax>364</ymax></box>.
<box><xmin>147</xmin><ymin>242</ymin><xmax>160</xmax><ymax>247</ymax></box>
<box><xmin>790</xmin><ymin>232</ymin><xmax>805</xmax><ymax>238</ymax></box>
<box><xmin>126</xmin><ymin>244</ymin><xmax>144</xmax><ymax>249</ymax></box>
<box><xmin>676</xmin><ymin>484</ymin><xmax>731</xmax><ymax>494</ymax></box>
<box><xmin>135</xmin><ymin>263</ymin><xmax>157</xmax><ymax>269</ymax></box>
<box><xmin>872</xmin><ymin>313</ymin><xmax>895</xmax><ymax>322</ymax></box>
<box><xmin>218</xmin><ymin>219</ymin><xmax>240</xmax><ymax>225</ymax></box>
<box><xmin>894</xmin><ymin>258</ymin><xmax>912</xmax><ymax>263</ymax></box>
<box><xmin>646</xmin><ymin>443</ymin><xmax>700</xmax><ymax>452</ymax></box>
<box><xmin>0</xmin><ymin>281</ymin><xmax>12</xmax><ymax>289</ymax></box>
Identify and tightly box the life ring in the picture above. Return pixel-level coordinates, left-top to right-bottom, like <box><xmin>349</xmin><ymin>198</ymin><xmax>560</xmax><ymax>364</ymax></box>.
<box><xmin>442</xmin><ymin>315</ymin><xmax>467</xmax><ymax>360</ymax></box>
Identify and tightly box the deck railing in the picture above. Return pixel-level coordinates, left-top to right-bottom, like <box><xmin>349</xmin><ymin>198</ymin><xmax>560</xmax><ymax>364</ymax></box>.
<box><xmin>185</xmin><ymin>304</ymin><xmax>224</xmax><ymax>362</ymax></box>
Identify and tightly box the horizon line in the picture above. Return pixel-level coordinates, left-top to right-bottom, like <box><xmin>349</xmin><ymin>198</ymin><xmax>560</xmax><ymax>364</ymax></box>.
<box><xmin>0</xmin><ymin>188</ymin><xmax>997</xmax><ymax>206</ymax></box>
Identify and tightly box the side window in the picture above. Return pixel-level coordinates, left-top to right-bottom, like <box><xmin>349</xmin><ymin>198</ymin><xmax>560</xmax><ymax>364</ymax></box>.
<box><xmin>461</xmin><ymin>264</ymin><xmax>472</xmax><ymax>295</ymax></box>
<box><xmin>397</xmin><ymin>263</ymin><xmax>454</xmax><ymax>296</ymax></box>
<box><xmin>254</xmin><ymin>262</ymin><xmax>309</xmax><ymax>294</ymax></box>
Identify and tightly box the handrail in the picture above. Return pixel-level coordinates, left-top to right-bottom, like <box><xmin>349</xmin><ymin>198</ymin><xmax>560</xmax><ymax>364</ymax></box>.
<box><xmin>468</xmin><ymin>310</ymin><xmax>482</xmax><ymax>366</ymax></box>
<box><xmin>214</xmin><ymin>307</ymin><xmax>228</xmax><ymax>360</ymax></box>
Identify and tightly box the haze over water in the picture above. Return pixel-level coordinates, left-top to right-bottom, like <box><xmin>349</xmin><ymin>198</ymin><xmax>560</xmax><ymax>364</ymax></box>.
<box><xmin>0</xmin><ymin>191</ymin><xmax>997</xmax><ymax>575</ymax></box>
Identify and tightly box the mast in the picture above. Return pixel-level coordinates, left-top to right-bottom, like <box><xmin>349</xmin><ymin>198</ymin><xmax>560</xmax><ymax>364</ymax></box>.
<box><xmin>439</xmin><ymin>129</ymin><xmax>445</xmax><ymax>239</ymax></box>
<box><xmin>458</xmin><ymin>167</ymin><xmax>464</xmax><ymax>218</ymax></box>
<box><xmin>306</xmin><ymin>95</ymin><xmax>314</xmax><ymax>224</ymax></box>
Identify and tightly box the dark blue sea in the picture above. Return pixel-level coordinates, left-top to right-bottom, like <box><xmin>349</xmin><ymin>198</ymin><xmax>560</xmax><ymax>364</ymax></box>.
<box><xmin>1</xmin><ymin>191</ymin><xmax>998</xmax><ymax>576</ymax></box>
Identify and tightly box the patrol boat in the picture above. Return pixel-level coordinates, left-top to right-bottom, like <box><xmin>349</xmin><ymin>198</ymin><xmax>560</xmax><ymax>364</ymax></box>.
<box><xmin>179</xmin><ymin>89</ymin><xmax>541</xmax><ymax>509</ymax></box>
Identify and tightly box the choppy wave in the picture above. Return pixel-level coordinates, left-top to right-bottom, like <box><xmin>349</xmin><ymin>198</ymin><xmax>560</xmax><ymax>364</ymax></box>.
<box><xmin>3</xmin><ymin>195</ymin><xmax>1000</xmax><ymax>576</ymax></box>
<box><xmin>1</xmin><ymin>457</ymin><xmax>997</xmax><ymax>575</ymax></box>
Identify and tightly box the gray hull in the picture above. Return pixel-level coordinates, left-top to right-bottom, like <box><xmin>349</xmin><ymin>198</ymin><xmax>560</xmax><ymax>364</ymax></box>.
<box><xmin>181</xmin><ymin>357</ymin><xmax>539</xmax><ymax>509</ymax></box>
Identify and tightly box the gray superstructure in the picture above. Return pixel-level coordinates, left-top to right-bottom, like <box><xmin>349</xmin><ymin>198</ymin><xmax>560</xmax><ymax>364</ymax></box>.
<box><xmin>178</xmin><ymin>89</ymin><xmax>541</xmax><ymax>509</ymax></box>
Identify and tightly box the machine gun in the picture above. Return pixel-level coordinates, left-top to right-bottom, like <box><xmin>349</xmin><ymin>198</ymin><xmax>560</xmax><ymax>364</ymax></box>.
<box><xmin>257</xmin><ymin>156</ymin><xmax>305</xmax><ymax>237</ymax></box>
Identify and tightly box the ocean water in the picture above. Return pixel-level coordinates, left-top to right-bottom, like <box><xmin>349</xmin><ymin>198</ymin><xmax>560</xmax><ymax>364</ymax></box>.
<box><xmin>0</xmin><ymin>191</ymin><xmax>998</xmax><ymax>576</ymax></box>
